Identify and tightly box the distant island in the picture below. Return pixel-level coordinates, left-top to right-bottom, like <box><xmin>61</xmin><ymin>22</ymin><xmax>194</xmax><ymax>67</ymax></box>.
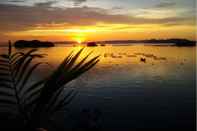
<box><xmin>86</xmin><ymin>42</ymin><xmax>98</xmax><ymax>47</ymax></box>
<box><xmin>14</xmin><ymin>40</ymin><xmax>55</xmax><ymax>48</ymax></box>
<box><xmin>97</xmin><ymin>39</ymin><xmax>196</xmax><ymax>46</ymax></box>
<box><xmin>52</xmin><ymin>38</ymin><xmax>196</xmax><ymax>47</ymax></box>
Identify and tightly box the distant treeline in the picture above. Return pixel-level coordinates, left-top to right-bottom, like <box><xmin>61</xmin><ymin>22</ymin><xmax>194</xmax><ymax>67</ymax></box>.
<box><xmin>97</xmin><ymin>39</ymin><xmax>196</xmax><ymax>46</ymax></box>
<box><xmin>14</xmin><ymin>40</ymin><xmax>54</xmax><ymax>48</ymax></box>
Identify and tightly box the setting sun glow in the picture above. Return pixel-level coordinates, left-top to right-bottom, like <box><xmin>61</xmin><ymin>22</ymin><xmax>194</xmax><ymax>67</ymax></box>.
<box><xmin>72</xmin><ymin>33</ymin><xmax>86</xmax><ymax>44</ymax></box>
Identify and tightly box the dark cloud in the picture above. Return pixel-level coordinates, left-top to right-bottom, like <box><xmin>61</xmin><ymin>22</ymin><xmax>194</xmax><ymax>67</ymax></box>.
<box><xmin>35</xmin><ymin>1</ymin><xmax>57</xmax><ymax>8</ymax></box>
<box><xmin>154</xmin><ymin>1</ymin><xmax>176</xmax><ymax>8</ymax></box>
<box><xmin>8</xmin><ymin>0</ymin><xmax>25</xmax><ymax>2</ymax></box>
<box><xmin>0</xmin><ymin>3</ymin><xmax>193</xmax><ymax>32</ymax></box>
<box><xmin>2</xmin><ymin>0</ymin><xmax>89</xmax><ymax>6</ymax></box>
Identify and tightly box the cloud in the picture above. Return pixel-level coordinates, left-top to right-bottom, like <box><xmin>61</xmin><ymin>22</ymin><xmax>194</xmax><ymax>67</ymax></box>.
<box><xmin>8</xmin><ymin>0</ymin><xmax>25</xmax><ymax>2</ymax></box>
<box><xmin>69</xmin><ymin>0</ymin><xmax>87</xmax><ymax>6</ymax></box>
<box><xmin>153</xmin><ymin>1</ymin><xmax>176</xmax><ymax>8</ymax></box>
<box><xmin>2</xmin><ymin>0</ymin><xmax>89</xmax><ymax>6</ymax></box>
<box><xmin>35</xmin><ymin>1</ymin><xmax>57</xmax><ymax>8</ymax></box>
<box><xmin>0</xmin><ymin>3</ymin><xmax>194</xmax><ymax>33</ymax></box>
<box><xmin>112</xmin><ymin>6</ymin><xmax>124</xmax><ymax>10</ymax></box>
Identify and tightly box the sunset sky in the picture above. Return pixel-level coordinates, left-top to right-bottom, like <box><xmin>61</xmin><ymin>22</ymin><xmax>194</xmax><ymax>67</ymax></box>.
<box><xmin>0</xmin><ymin>0</ymin><xmax>196</xmax><ymax>42</ymax></box>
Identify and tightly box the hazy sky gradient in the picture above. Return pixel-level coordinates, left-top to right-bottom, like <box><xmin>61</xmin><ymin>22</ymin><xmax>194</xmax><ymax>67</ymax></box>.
<box><xmin>0</xmin><ymin>0</ymin><xmax>196</xmax><ymax>42</ymax></box>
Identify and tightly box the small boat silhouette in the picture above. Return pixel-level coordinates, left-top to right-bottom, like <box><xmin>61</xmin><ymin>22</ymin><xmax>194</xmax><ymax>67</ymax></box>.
<box><xmin>140</xmin><ymin>58</ymin><xmax>146</xmax><ymax>62</ymax></box>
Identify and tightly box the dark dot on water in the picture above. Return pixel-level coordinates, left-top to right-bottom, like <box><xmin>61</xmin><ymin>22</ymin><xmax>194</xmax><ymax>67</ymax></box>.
<box><xmin>180</xmin><ymin>62</ymin><xmax>184</xmax><ymax>65</ymax></box>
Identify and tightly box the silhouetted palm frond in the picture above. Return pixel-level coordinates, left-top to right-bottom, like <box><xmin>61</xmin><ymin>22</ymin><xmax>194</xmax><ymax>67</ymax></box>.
<box><xmin>0</xmin><ymin>42</ymin><xmax>99</xmax><ymax>130</ymax></box>
<box><xmin>0</xmin><ymin>43</ymin><xmax>45</xmax><ymax>118</ymax></box>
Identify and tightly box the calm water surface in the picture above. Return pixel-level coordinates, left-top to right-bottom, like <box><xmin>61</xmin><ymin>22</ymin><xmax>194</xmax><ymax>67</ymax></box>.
<box><xmin>0</xmin><ymin>44</ymin><xmax>196</xmax><ymax>130</ymax></box>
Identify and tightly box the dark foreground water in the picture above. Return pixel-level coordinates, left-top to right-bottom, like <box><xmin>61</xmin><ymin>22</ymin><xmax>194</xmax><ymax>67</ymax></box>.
<box><xmin>0</xmin><ymin>44</ymin><xmax>196</xmax><ymax>130</ymax></box>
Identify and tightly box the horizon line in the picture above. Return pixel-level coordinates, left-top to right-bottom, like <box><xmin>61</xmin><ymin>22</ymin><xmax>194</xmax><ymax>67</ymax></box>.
<box><xmin>0</xmin><ymin>38</ymin><xmax>196</xmax><ymax>44</ymax></box>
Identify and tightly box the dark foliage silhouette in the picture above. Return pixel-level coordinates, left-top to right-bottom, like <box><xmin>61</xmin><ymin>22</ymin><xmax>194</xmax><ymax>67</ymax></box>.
<box><xmin>14</xmin><ymin>40</ymin><xmax>54</xmax><ymax>48</ymax></box>
<box><xmin>0</xmin><ymin>42</ymin><xmax>99</xmax><ymax>130</ymax></box>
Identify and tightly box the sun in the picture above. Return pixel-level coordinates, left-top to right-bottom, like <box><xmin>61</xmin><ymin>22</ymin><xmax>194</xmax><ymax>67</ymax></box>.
<box><xmin>76</xmin><ymin>39</ymin><xmax>82</xmax><ymax>44</ymax></box>
<box><xmin>73</xmin><ymin>33</ymin><xmax>86</xmax><ymax>44</ymax></box>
